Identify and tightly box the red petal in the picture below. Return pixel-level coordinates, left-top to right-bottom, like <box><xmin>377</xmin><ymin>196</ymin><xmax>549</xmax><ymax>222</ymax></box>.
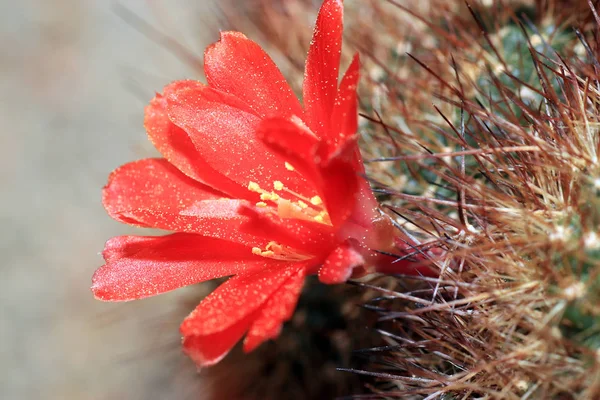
<box><xmin>180</xmin><ymin>263</ymin><xmax>305</xmax><ymax>366</ymax></box>
<box><xmin>204</xmin><ymin>31</ymin><xmax>303</xmax><ymax>119</ymax></box>
<box><xmin>303</xmin><ymin>0</ymin><xmax>343</xmax><ymax>137</ymax></box>
<box><xmin>180</xmin><ymin>263</ymin><xmax>303</xmax><ymax>337</ymax></box>
<box><xmin>329</xmin><ymin>53</ymin><xmax>360</xmax><ymax>155</ymax></box>
<box><xmin>103</xmin><ymin>158</ymin><xmax>221</xmax><ymax>219</ymax></box>
<box><xmin>120</xmin><ymin>200</ymin><xmax>265</xmax><ymax>246</ymax></box>
<box><xmin>102</xmin><ymin>159</ymin><xmax>262</xmax><ymax>244</ymax></box>
<box><xmin>238</xmin><ymin>205</ymin><xmax>336</xmax><ymax>256</ymax></box>
<box><xmin>145</xmin><ymin>83</ymin><xmax>248</xmax><ymax>198</ymax></box>
<box><xmin>321</xmin><ymin>141</ymin><xmax>380</xmax><ymax>229</ymax></box>
<box><xmin>256</xmin><ymin>116</ymin><xmax>322</xmax><ymax>187</ymax></box>
<box><xmin>243</xmin><ymin>266</ymin><xmax>306</xmax><ymax>352</ymax></box>
<box><xmin>101</xmin><ymin>234</ymin><xmax>154</xmax><ymax>263</ymax></box>
<box><xmin>183</xmin><ymin>310</ymin><xmax>259</xmax><ymax>367</ymax></box>
<box><xmin>318</xmin><ymin>241</ymin><xmax>365</xmax><ymax>284</ymax></box>
<box><xmin>166</xmin><ymin>85</ymin><xmax>309</xmax><ymax>196</ymax></box>
<box><xmin>346</xmin><ymin>173</ymin><xmax>380</xmax><ymax>228</ymax></box>
<box><xmin>319</xmin><ymin>158</ymin><xmax>359</xmax><ymax>227</ymax></box>
<box><xmin>321</xmin><ymin>141</ymin><xmax>380</xmax><ymax>228</ymax></box>
<box><xmin>92</xmin><ymin>233</ymin><xmax>267</xmax><ymax>301</ymax></box>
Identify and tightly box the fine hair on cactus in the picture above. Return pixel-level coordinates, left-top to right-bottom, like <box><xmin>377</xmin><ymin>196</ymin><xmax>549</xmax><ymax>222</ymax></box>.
<box><xmin>337</xmin><ymin>0</ymin><xmax>600</xmax><ymax>398</ymax></box>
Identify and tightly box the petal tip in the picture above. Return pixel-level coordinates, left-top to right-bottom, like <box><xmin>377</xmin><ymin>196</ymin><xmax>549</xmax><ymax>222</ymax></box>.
<box><xmin>318</xmin><ymin>243</ymin><xmax>365</xmax><ymax>284</ymax></box>
<box><xmin>204</xmin><ymin>31</ymin><xmax>248</xmax><ymax>62</ymax></box>
<box><xmin>90</xmin><ymin>274</ymin><xmax>111</xmax><ymax>301</ymax></box>
<box><xmin>90</xmin><ymin>266</ymin><xmax>122</xmax><ymax>302</ymax></box>
<box><xmin>182</xmin><ymin>337</ymin><xmax>229</xmax><ymax>367</ymax></box>
<box><xmin>242</xmin><ymin>325</ymin><xmax>282</xmax><ymax>353</ymax></box>
<box><xmin>218</xmin><ymin>30</ymin><xmax>247</xmax><ymax>41</ymax></box>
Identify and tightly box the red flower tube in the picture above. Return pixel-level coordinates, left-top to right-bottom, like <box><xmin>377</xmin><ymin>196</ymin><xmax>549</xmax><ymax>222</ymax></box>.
<box><xmin>92</xmin><ymin>0</ymin><xmax>427</xmax><ymax>366</ymax></box>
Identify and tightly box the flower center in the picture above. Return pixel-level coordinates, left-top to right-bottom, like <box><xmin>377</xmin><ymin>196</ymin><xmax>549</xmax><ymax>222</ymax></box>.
<box><xmin>247</xmin><ymin>178</ymin><xmax>331</xmax><ymax>226</ymax></box>
<box><xmin>251</xmin><ymin>241</ymin><xmax>311</xmax><ymax>261</ymax></box>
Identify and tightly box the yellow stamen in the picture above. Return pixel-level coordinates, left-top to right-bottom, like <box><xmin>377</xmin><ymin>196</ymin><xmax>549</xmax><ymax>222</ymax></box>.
<box><xmin>260</xmin><ymin>192</ymin><xmax>280</xmax><ymax>201</ymax></box>
<box><xmin>285</xmin><ymin>162</ymin><xmax>295</xmax><ymax>171</ymax></box>
<box><xmin>251</xmin><ymin>241</ymin><xmax>311</xmax><ymax>261</ymax></box>
<box><xmin>266</xmin><ymin>242</ymin><xmax>282</xmax><ymax>253</ymax></box>
<box><xmin>313</xmin><ymin>211</ymin><xmax>330</xmax><ymax>225</ymax></box>
<box><xmin>310</xmin><ymin>196</ymin><xmax>323</xmax><ymax>206</ymax></box>
<box><xmin>246</xmin><ymin>177</ymin><xmax>332</xmax><ymax>227</ymax></box>
<box><xmin>278</xmin><ymin>186</ymin><xmax>314</xmax><ymax>206</ymax></box>
<box><xmin>248</xmin><ymin>181</ymin><xmax>262</xmax><ymax>193</ymax></box>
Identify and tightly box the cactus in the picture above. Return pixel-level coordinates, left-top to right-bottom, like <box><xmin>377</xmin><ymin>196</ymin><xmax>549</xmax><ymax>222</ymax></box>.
<box><xmin>345</xmin><ymin>1</ymin><xmax>600</xmax><ymax>398</ymax></box>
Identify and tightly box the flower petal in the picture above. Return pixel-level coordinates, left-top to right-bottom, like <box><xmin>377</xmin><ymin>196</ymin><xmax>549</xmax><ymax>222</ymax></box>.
<box><xmin>145</xmin><ymin>83</ymin><xmax>248</xmax><ymax>198</ymax></box>
<box><xmin>166</xmin><ymin>85</ymin><xmax>310</xmax><ymax>197</ymax></box>
<box><xmin>318</xmin><ymin>158</ymin><xmax>360</xmax><ymax>226</ymax></box>
<box><xmin>320</xmin><ymin>139</ymin><xmax>380</xmax><ymax>228</ymax></box>
<box><xmin>183</xmin><ymin>310</ymin><xmax>259</xmax><ymax>367</ymax></box>
<box><xmin>257</xmin><ymin>116</ymin><xmax>323</xmax><ymax>187</ymax></box>
<box><xmin>102</xmin><ymin>159</ymin><xmax>263</xmax><ymax>244</ymax></box>
<box><xmin>328</xmin><ymin>53</ymin><xmax>360</xmax><ymax>155</ymax></box>
<box><xmin>243</xmin><ymin>266</ymin><xmax>307</xmax><ymax>352</ymax></box>
<box><xmin>103</xmin><ymin>158</ymin><xmax>221</xmax><ymax>219</ymax></box>
<box><xmin>318</xmin><ymin>241</ymin><xmax>365</xmax><ymax>284</ymax></box>
<box><xmin>204</xmin><ymin>31</ymin><xmax>303</xmax><ymax>119</ymax></box>
<box><xmin>92</xmin><ymin>233</ymin><xmax>267</xmax><ymax>301</ymax></box>
<box><xmin>180</xmin><ymin>262</ymin><xmax>303</xmax><ymax>337</ymax></box>
<box><xmin>238</xmin><ymin>205</ymin><xmax>336</xmax><ymax>256</ymax></box>
<box><xmin>303</xmin><ymin>0</ymin><xmax>343</xmax><ymax>137</ymax></box>
<box><xmin>122</xmin><ymin>201</ymin><xmax>266</xmax><ymax>246</ymax></box>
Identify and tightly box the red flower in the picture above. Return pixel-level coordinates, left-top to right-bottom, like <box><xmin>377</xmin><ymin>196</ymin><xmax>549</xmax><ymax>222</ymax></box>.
<box><xmin>92</xmin><ymin>0</ymin><xmax>424</xmax><ymax>366</ymax></box>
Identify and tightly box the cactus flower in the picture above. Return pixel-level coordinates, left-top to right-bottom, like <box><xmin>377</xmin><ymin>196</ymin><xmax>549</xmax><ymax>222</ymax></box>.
<box><xmin>92</xmin><ymin>0</ymin><xmax>423</xmax><ymax>366</ymax></box>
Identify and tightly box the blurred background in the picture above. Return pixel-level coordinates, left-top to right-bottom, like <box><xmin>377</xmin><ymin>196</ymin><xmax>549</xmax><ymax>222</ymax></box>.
<box><xmin>1</xmin><ymin>1</ymin><xmax>223</xmax><ymax>399</ymax></box>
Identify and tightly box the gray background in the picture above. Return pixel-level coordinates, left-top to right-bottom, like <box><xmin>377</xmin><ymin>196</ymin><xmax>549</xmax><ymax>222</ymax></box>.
<box><xmin>1</xmin><ymin>1</ymin><xmax>221</xmax><ymax>398</ymax></box>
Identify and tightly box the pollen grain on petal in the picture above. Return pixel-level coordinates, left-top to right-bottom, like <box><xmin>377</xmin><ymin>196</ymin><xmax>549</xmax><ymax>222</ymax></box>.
<box><xmin>251</xmin><ymin>241</ymin><xmax>311</xmax><ymax>262</ymax></box>
<box><xmin>248</xmin><ymin>181</ymin><xmax>262</xmax><ymax>193</ymax></box>
<box><xmin>310</xmin><ymin>195</ymin><xmax>323</xmax><ymax>206</ymax></box>
<box><xmin>260</xmin><ymin>192</ymin><xmax>280</xmax><ymax>201</ymax></box>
